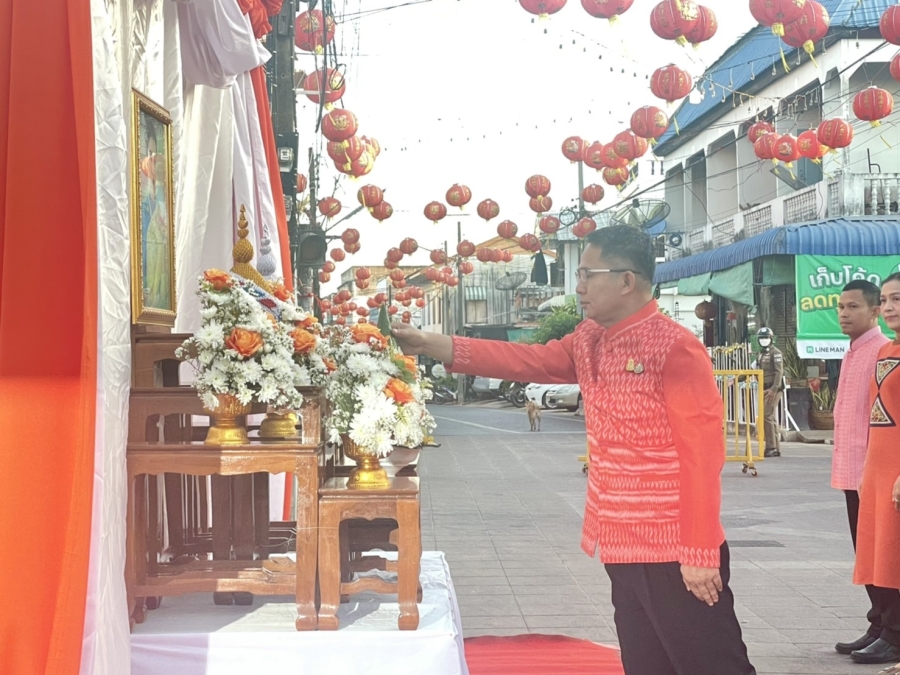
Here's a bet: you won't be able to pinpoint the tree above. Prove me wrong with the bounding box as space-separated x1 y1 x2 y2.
531 302 581 345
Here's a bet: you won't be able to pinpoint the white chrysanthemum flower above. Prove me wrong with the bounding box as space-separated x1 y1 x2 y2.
195 322 225 349
200 306 218 320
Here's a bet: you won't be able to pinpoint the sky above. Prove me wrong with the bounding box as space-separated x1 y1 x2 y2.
293 0 756 293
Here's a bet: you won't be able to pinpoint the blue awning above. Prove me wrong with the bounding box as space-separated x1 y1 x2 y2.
653 219 900 284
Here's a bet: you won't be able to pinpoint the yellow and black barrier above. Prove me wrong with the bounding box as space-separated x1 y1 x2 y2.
714 369 765 476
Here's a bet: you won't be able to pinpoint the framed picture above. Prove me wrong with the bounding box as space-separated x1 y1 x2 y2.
130 89 176 326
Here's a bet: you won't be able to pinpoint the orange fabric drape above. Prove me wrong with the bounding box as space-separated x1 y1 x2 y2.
0 0 98 673
250 65 293 292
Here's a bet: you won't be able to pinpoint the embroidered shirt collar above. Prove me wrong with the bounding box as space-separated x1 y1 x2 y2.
600 300 659 340
849 326 883 351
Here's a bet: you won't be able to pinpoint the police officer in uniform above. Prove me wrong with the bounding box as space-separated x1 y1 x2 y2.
757 327 784 457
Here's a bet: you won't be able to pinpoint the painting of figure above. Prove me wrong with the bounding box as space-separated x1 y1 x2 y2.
131 90 176 326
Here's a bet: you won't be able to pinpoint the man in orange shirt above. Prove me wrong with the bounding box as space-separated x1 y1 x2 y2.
392 226 755 675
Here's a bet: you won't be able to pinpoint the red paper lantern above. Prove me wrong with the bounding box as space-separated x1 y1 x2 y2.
347 153 375 179
348 302 358 312
403 298 413 308
367 298 378 309
685 5 717 46
387 248 404 263
529 196 553 214
519 0 567 18
613 130 649 161
318 271 331 283
425 267 441 282
525 174 552 198
650 64 693 104
322 261 336 274
303 68 345 106
459 261 475 275
501 250 514 263
430 249 447 265
384 259 398 270
562 135 588 162
296 173 308 193
446 184 472 209
518 234 541 252
488 248 503 263
371 201 393 222
891 54 900 83
399 237 419 255
424 201 448 223
749 0 807 36
319 299 332 311
774 134 801 167
477 199 500 222
416 298 426 309
340 228 360 245
630 106 669 141
357 185 384 209
327 137 364 167
603 166 629 186
444 276 458 288
817 118 854 149
476 248 492 263
539 215 561 234
355 307 368 318
389 269 405 282
344 241 361 255
747 121 774 144
441 267 454 277
337 290 352 303
375 292 388 304
318 197 342 219
798 129 827 162
882 5 900 45
650 0 700 45
401 312 412 323
355 267 371 280
754 133 778 161
335 316 346 325
295 9 336 53
601 143 628 169
853 86 894 127
583 141 606 170
575 217 597 238
321 109 358 144
355 279 369 290
410 286 424 299
582 184 605 204
581 0 634 21
361 135 381 158
457 240 476 257
782 1 829 59
497 220 519 239
330 248 346 262
388 305 399 315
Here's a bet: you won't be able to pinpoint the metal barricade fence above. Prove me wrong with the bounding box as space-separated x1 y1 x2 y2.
714 369 765 475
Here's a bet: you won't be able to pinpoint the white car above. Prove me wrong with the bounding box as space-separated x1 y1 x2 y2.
525 382 560 409
547 384 582 412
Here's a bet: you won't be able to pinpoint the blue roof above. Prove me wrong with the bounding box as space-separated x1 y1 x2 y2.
653 218 900 284
655 0 894 154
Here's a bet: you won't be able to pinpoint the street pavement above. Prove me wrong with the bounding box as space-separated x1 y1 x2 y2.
420 402 877 675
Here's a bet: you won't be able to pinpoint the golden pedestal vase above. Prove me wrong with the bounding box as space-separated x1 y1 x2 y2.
341 434 390 489
259 410 299 440
203 393 252 446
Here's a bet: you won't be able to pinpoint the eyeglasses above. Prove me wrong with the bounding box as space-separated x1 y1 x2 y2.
574 268 640 283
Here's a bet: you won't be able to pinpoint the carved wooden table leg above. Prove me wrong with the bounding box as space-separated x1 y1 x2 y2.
232 474 255 606
294 455 319 630
317 499 341 630
211 474 233 605
396 497 421 630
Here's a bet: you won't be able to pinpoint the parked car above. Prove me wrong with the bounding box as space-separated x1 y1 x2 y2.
546 384 582 412
470 376 503 396
525 382 561 409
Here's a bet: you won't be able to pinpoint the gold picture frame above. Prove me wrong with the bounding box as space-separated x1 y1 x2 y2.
130 89 176 326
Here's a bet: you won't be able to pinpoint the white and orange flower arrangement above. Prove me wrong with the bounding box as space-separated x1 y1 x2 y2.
319 323 435 456
175 270 306 412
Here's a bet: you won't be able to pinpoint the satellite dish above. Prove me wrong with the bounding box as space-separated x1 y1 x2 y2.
611 198 671 231
495 271 528 291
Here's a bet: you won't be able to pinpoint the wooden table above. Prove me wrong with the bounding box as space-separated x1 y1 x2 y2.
126 440 323 630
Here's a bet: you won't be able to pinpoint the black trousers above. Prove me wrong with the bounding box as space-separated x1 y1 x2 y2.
605 543 756 675
845 490 900 646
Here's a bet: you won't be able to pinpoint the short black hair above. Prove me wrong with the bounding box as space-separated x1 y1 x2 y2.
884 272 900 287
842 279 881 307
585 225 655 281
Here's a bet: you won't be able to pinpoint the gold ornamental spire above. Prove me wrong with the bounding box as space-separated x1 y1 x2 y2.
231 205 273 293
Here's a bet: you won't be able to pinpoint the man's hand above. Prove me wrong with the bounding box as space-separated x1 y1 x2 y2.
681 565 723 606
892 475 900 513
764 389 775 403
390 322 454 363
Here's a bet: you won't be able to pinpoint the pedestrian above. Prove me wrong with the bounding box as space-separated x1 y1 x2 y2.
830 281 899 665
756 327 784 457
391 226 756 675
852 272 900 673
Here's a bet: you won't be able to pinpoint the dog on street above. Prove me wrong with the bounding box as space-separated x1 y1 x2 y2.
526 400 541 432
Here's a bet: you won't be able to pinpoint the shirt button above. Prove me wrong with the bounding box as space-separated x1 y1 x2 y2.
599 479 609 492
605 344 614 353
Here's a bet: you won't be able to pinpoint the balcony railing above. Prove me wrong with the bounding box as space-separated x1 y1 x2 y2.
671 172 893 256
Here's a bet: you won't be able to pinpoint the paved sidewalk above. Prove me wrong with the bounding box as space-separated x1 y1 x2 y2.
419 428 877 675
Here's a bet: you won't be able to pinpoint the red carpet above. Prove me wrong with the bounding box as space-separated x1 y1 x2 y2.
465 634 625 675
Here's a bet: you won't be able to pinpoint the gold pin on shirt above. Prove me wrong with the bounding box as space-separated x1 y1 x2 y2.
626 359 635 372
626 359 645 374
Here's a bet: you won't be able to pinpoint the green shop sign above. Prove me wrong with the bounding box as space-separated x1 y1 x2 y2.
795 255 899 359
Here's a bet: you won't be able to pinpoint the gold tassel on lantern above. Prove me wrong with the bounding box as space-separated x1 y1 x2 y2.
779 46 791 73
803 40 818 68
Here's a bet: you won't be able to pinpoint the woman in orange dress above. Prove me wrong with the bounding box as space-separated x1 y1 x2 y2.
854 272 900 674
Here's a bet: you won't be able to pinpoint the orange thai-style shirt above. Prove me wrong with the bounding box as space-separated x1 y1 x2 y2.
447 300 725 568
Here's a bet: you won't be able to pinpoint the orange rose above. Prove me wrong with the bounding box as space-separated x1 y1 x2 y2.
291 327 317 355
271 282 291 302
401 356 418 376
204 269 232 291
350 323 389 351
225 328 263 358
384 378 415 405
296 316 319 330
323 357 338 373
